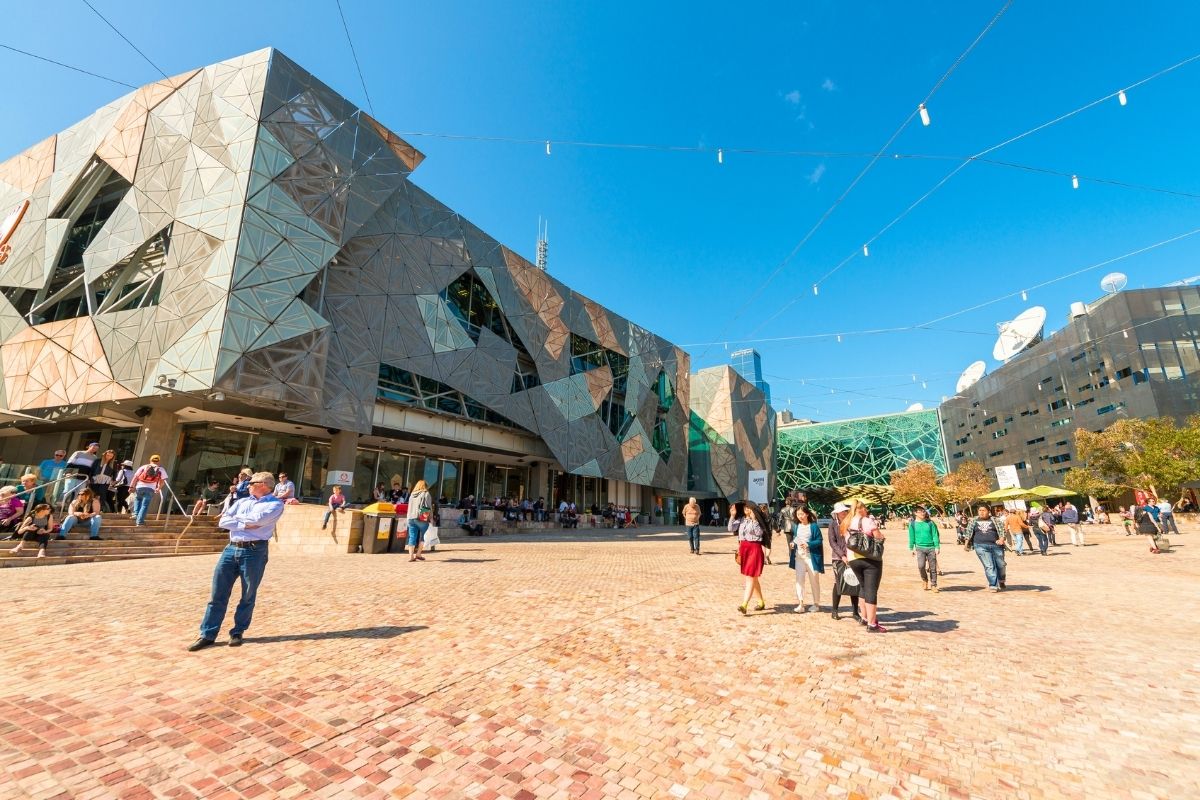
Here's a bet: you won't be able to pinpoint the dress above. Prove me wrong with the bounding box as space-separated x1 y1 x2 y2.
729 516 765 577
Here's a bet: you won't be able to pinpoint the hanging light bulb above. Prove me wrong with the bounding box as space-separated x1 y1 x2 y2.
918 103 931 126
1118 90 1127 106
1021 290 1028 301
545 140 552 155
812 284 819 296
717 148 724 164
862 244 870 257
1071 175 1080 190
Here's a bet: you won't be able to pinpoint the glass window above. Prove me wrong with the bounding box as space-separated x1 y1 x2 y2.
421 457 440 493
378 452 410 494
439 460 460 503
352 449 379 504
249 432 306 482
301 442 331 500
175 425 253 498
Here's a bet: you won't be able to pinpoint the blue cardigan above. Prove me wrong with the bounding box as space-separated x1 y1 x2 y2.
802 522 825 573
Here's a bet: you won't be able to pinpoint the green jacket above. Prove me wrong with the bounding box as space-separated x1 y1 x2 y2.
908 519 940 550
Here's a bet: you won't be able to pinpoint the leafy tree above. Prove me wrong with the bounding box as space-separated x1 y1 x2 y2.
889 460 947 513
1062 466 1117 500
942 460 991 510
1075 415 1200 500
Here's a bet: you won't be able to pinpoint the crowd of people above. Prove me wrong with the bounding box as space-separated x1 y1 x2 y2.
707 488 1192 630
2 445 171 558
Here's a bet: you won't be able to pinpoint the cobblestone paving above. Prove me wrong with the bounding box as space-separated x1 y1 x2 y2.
1 521 1197 799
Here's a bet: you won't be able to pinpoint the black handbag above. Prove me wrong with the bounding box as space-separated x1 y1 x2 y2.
847 530 884 560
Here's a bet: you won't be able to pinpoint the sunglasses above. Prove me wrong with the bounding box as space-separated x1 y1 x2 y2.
249 480 265 485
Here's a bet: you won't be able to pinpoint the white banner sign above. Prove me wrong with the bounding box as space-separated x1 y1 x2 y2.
994 464 1020 489
326 469 353 486
748 470 769 504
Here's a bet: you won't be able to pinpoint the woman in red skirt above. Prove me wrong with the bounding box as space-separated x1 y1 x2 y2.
729 500 768 614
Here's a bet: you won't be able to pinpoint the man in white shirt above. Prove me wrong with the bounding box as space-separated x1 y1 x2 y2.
273 472 296 500
1157 499 1179 535
189 472 285 651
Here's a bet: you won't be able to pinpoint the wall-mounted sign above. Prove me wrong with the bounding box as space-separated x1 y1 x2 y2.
748 470 768 504
0 199 29 265
326 469 353 486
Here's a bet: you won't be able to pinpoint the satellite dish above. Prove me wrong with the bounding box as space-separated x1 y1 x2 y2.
1100 272 1128 294
905 402 924 412
956 360 986 393
993 306 1046 362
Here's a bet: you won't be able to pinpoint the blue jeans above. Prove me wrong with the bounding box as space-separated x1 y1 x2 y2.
199 542 269 639
685 524 700 551
974 543 1007 587
406 519 429 547
1159 512 1179 535
59 514 102 538
1033 531 1049 554
133 487 155 525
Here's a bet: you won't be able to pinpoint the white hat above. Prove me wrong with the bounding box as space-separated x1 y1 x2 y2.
122 460 134 467
832 502 850 514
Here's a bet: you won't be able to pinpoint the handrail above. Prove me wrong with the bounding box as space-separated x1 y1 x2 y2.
157 479 197 554
2 473 72 513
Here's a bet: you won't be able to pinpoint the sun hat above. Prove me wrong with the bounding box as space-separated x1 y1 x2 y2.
122 460 134 467
832 501 850 513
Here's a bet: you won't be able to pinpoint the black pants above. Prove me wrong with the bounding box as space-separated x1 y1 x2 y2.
832 561 860 614
114 486 130 512
95 485 115 513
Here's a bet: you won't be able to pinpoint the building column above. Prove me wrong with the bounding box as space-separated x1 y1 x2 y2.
133 409 183 471
531 461 549 504
328 430 359 492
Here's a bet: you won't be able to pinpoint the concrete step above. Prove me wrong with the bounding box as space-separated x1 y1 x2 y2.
0 551 223 568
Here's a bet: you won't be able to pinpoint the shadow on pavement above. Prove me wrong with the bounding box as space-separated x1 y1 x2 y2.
251 625 427 644
439 558 499 563
1005 584 1052 592
937 585 984 592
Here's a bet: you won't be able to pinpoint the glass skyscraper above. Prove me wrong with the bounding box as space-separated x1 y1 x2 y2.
730 348 771 407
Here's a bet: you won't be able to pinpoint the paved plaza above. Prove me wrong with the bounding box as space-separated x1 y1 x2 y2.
1 523 1197 800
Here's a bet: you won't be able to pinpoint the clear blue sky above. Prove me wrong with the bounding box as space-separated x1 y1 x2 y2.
3 1 1199 419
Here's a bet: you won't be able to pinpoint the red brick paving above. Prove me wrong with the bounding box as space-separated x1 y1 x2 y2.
0 522 1197 799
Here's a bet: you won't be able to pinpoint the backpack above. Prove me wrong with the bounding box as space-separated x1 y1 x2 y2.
144 465 161 481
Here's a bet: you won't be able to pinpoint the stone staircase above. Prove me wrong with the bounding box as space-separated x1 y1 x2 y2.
1 513 229 568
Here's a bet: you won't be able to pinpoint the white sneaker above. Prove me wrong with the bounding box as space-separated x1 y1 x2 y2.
807 605 820 613
794 604 807 613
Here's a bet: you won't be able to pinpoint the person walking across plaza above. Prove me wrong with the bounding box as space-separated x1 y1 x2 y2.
908 506 940 592
843 500 887 632
1027 503 1050 555
1007 507 1032 556
406 479 433 562
188 472 286 651
828 502 863 623
729 501 767 614
792 507 824 612
682 496 702 554
966 506 1007 591
1136 503 1165 553
1062 501 1084 546
1157 497 1180 536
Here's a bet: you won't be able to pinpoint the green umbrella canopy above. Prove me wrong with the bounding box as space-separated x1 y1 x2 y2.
978 487 1031 501
1027 485 1074 499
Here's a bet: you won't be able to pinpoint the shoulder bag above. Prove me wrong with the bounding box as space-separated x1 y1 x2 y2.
846 525 884 560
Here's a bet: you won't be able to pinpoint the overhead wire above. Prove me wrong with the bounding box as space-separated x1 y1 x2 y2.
334 0 376 116
752 49 1200 336
685 223 1200 353
0 43 137 88
80 0 167 79
692 0 1013 367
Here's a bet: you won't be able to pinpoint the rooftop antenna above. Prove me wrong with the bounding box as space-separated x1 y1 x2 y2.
535 216 549 271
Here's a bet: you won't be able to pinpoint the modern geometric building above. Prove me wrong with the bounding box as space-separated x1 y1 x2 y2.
775 408 947 498
0 48 696 510
729 348 771 408
687 366 775 504
940 286 1200 488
